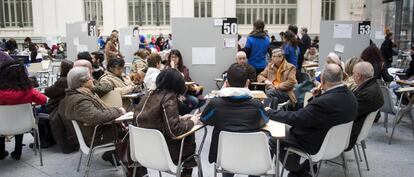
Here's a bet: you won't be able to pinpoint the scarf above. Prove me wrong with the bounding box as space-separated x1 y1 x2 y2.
273 60 286 86
76 87 109 109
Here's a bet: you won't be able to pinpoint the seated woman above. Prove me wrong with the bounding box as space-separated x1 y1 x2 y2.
0 60 47 160
167 49 205 114
131 49 150 73
344 57 361 91
99 58 142 110
143 53 162 90
304 43 319 62
257 49 297 108
63 67 125 164
134 68 200 177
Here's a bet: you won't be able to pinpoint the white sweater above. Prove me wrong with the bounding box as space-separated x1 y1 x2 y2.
143 67 160 90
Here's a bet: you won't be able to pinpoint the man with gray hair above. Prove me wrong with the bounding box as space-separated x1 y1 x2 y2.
73 59 113 97
223 51 257 83
345 61 383 151
265 64 358 177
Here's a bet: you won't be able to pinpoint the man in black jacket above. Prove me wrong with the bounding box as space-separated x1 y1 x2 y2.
345 61 383 151
266 64 358 177
201 64 269 177
300 27 311 54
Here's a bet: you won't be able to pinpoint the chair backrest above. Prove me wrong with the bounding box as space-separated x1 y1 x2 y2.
379 86 396 114
217 131 273 176
311 121 354 161
129 125 176 172
71 120 90 154
101 90 123 108
0 104 36 135
356 110 379 143
41 60 51 70
27 63 44 73
303 92 313 107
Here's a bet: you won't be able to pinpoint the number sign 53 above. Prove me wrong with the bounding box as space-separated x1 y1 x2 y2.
358 21 371 35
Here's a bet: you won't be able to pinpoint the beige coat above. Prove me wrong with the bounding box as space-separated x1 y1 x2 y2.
257 61 297 103
99 71 139 109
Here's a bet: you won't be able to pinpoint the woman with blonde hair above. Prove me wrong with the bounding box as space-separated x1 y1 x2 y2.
344 57 362 90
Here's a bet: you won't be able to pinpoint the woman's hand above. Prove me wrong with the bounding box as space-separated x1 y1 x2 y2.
179 114 193 120
118 107 126 114
190 114 201 125
170 61 176 69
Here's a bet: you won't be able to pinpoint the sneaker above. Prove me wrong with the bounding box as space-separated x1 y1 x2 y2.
0 151 9 160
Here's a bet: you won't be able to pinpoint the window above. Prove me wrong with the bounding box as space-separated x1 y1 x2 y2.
194 0 211 18
236 0 297 25
322 0 335 20
84 0 103 26
0 0 33 28
128 0 170 26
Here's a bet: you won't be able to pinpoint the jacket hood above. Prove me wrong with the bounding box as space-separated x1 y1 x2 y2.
218 87 253 100
249 30 267 38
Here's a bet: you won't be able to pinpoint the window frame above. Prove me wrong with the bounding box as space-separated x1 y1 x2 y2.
84 0 103 26
236 0 297 25
128 0 170 26
0 0 33 28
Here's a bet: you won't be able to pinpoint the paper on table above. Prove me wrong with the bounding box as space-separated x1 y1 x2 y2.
192 47 215 65
81 23 87 32
334 44 345 53
125 35 132 46
214 19 223 26
224 38 236 48
333 24 352 39
73 38 79 46
375 31 385 40
77 45 88 53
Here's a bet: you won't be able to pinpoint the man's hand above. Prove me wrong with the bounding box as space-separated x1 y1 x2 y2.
190 114 201 125
179 114 193 120
118 107 126 114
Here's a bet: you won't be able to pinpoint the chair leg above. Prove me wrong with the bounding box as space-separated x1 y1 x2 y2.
316 161 322 177
159 171 162 177
195 155 203 177
84 149 95 177
409 113 414 139
356 144 363 162
353 147 363 177
361 141 370 171
36 129 43 166
341 153 348 177
309 160 316 177
132 165 137 177
33 131 38 156
213 163 217 177
384 113 388 133
111 153 117 168
281 150 290 177
389 111 403 145
77 151 83 172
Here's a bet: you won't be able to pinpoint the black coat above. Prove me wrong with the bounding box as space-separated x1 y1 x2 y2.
267 85 358 154
44 77 67 113
201 95 268 163
301 34 311 52
345 78 383 150
380 38 393 63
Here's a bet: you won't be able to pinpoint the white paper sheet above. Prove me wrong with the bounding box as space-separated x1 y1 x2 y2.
214 19 223 26
76 45 88 53
192 47 215 65
333 24 352 39
224 38 236 48
81 23 87 32
125 35 132 46
334 44 345 53
73 38 79 46
375 31 385 39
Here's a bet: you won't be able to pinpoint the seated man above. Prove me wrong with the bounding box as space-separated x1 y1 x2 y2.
266 64 358 177
257 48 297 108
345 61 383 151
223 51 256 82
201 64 269 177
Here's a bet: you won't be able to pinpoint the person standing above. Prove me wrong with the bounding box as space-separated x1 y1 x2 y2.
243 20 270 75
24 37 38 62
380 32 394 69
300 27 311 57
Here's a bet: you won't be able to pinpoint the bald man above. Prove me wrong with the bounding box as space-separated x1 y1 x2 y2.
266 64 358 177
345 61 383 151
224 51 256 83
73 59 113 97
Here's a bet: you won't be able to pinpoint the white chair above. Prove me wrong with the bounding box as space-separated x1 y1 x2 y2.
27 63 44 73
0 104 43 166
129 125 204 177
101 90 123 108
379 86 398 133
349 110 379 177
72 120 116 177
281 121 354 177
215 131 276 177
303 92 313 107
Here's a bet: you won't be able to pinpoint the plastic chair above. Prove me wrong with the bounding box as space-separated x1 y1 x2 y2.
101 90 123 108
214 131 276 177
348 110 379 177
72 120 116 177
129 125 204 177
27 63 44 73
0 104 43 166
281 121 354 177
303 92 313 107
379 86 398 133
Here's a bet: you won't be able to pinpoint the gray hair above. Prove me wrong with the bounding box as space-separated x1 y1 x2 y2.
354 61 374 79
272 48 285 56
67 67 91 89
322 64 343 84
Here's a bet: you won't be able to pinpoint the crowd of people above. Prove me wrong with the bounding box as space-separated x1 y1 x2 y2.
0 19 406 177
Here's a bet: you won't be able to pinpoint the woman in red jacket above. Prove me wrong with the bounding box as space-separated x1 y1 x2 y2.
0 60 47 160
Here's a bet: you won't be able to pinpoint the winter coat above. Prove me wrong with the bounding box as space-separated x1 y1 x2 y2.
99 71 140 109
134 90 196 167
44 77 67 113
257 61 298 103
0 88 47 106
